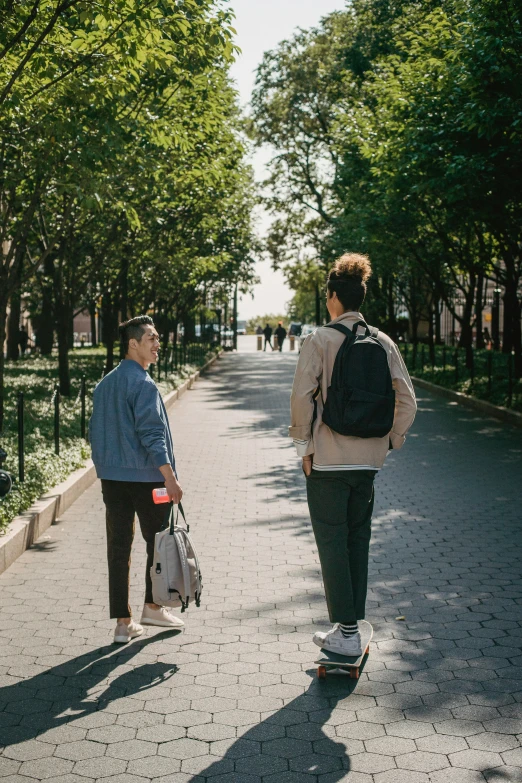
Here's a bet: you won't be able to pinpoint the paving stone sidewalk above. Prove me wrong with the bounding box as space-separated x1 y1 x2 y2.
1 347 522 783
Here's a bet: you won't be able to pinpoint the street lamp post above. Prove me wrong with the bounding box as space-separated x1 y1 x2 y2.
492 287 501 351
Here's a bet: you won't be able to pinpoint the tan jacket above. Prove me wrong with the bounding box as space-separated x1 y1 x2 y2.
289 311 417 470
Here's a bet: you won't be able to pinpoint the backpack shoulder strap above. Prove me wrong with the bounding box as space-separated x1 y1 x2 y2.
369 326 379 339
325 323 353 337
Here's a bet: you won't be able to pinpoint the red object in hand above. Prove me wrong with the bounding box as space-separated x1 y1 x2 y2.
152 487 169 504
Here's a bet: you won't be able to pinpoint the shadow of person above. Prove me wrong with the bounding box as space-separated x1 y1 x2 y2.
191 671 365 781
0 630 181 747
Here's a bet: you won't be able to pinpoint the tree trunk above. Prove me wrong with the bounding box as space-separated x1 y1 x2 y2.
428 303 435 367
183 313 196 345
89 300 97 347
0 289 8 431
102 292 118 373
475 271 485 349
56 303 71 396
6 274 22 360
39 255 55 354
502 287 513 354
387 276 398 341
504 279 522 378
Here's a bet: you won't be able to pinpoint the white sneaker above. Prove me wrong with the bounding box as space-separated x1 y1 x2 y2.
140 605 184 628
113 619 144 644
313 624 362 656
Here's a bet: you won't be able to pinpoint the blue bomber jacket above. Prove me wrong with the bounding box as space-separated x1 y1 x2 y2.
89 359 175 482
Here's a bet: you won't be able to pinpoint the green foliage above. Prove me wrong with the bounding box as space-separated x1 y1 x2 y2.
246 315 287 332
250 0 522 371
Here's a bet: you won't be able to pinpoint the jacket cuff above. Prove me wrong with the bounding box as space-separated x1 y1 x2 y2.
389 431 406 450
293 439 314 457
289 424 311 440
151 448 171 469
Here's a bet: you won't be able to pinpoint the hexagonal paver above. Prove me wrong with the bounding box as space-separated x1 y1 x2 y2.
0 758 22 777
449 748 503 770
180 754 235 777
137 724 186 742
374 771 430 783
434 719 484 737
72 757 127 778
38 726 87 745
86 725 135 743
106 739 158 760
145 698 190 715
335 721 386 740
485 767 522 783
127 756 182 777
187 723 236 741
416 734 468 754
213 710 261 727
467 732 519 753
365 736 416 756
3 740 55 761
500 746 522 766
356 707 405 724
349 753 396 774
19 758 74 779
157 738 209 759
165 710 211 727
235 754 288 776
262 738 312 758
55 740 106 761
396 751 448 773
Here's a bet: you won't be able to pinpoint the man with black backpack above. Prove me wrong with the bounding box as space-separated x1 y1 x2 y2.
290 253 416 656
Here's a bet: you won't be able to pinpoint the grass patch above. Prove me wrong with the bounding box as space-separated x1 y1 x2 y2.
0 345 217 532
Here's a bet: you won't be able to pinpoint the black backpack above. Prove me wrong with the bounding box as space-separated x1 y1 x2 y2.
321 320 395 438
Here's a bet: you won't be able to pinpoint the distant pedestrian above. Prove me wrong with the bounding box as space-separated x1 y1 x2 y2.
18 325 29 356
89 315 185 644
263 324 273 351
255 325 263 335
290 253 417 657
275 322 287 352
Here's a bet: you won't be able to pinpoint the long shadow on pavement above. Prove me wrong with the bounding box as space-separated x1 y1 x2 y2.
0 631 181 747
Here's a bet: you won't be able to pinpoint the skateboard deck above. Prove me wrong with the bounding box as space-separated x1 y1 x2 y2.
315 620 373 679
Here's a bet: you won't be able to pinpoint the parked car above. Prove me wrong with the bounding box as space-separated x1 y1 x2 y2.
299 324 316 351
236 320 247 335
288 322 302 337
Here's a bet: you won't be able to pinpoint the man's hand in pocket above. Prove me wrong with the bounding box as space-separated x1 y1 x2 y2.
302 456 313 477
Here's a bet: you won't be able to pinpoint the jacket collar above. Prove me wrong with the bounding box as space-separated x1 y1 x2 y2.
327 311 365 326
119 359 148 374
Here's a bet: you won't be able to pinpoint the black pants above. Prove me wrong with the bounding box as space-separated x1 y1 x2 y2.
101 479 166 618
306 469 375 624
264 338 272 351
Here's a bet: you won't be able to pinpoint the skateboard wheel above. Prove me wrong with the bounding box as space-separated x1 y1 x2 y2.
365 645 370 656
350 668 359 679
317 666 327 679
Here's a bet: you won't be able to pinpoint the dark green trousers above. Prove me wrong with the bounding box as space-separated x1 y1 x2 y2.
306 469 375 624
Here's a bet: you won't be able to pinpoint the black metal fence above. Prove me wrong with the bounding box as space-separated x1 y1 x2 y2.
11 340 217 486
400 343 520 409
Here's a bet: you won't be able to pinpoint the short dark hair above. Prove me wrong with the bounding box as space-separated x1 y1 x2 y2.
119 315 155 355
326 253 372 311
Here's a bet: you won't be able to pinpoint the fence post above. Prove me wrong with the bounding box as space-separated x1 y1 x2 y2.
508 353 513 407
442 345 446 372
54 384 60 456
469 348 474 390
17 392 24 483
421 344 425 371
487 351 492 397
454 349 459 383
80 375 86 439
157 358 161 382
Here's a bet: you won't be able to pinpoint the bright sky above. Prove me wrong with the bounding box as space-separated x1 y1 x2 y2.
229 0 347 322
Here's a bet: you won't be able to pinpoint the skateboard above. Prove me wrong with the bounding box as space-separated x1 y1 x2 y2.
315 620 373 680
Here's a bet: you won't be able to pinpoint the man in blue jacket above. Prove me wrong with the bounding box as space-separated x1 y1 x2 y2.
89 316 184 643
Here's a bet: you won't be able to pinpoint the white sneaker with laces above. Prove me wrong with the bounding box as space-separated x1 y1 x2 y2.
113 619 144 644
140 605 184 628
313 624 362 656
